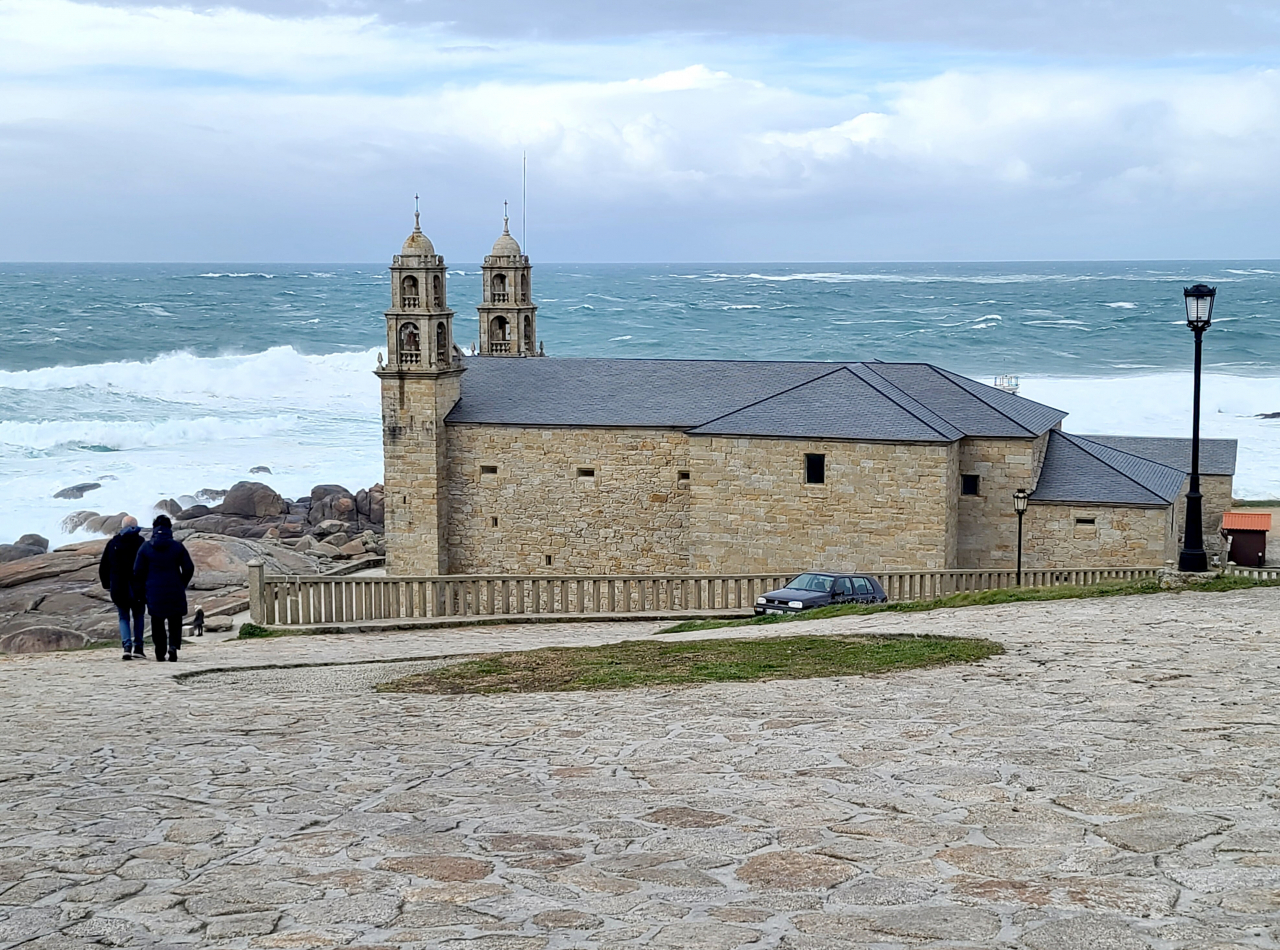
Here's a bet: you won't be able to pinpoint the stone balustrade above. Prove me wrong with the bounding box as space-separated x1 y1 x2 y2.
247 564 1163 628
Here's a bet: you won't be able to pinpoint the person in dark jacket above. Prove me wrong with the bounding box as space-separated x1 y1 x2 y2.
133 515 195 662
99 515 147 660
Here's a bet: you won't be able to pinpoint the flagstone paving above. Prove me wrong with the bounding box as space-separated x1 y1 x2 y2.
3 589 1280 949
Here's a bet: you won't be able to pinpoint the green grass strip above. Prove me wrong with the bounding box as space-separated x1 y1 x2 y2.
659 574 1280 635
378 633 1002 694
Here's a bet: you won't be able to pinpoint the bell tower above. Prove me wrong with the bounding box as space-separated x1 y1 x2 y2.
477 204 541 356
376 198 463 575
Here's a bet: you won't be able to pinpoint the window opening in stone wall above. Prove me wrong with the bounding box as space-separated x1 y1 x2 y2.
524 316 534 352
545 554 553 566
491 273 509 303
398 322 421 365
520 273 530 303
804 453 825 485
432 274 442 308
576 467 595 478
490 516 499 528
435 322 448 365
489 315 510 354
677 470 690 482
1075 518 1096 525
961 474 980 496
400 274 419 308
480 465 498 475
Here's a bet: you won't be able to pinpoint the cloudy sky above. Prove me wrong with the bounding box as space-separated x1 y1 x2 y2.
4 0 1280 261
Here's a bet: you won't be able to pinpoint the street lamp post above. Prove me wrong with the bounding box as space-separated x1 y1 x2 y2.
1178 283 1216 573
1013 488 1030 585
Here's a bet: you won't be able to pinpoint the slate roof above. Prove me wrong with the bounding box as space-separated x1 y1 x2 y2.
447 358 1067 441
1078 435 1237 476
1032 431 1192 506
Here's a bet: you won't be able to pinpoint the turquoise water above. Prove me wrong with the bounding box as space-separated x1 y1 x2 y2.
3 260 1280 544
4 261 1279 375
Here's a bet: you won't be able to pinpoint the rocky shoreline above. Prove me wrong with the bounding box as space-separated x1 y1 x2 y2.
0 480 385 655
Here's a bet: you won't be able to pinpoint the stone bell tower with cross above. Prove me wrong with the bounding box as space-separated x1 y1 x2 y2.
477 202 541 356
375 197 463 574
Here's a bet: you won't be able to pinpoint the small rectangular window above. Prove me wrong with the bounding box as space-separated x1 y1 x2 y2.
1075 517 1096 526
804 453 825 485
576 467 595 478
544 554 553 566
490 516 499 528
480 465 498 476
962 474 980 496
677 470 690 482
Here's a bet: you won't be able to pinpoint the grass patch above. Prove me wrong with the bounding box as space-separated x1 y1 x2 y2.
237 622 276 639
660 574 1280 635
1232 499 1280 508
378 634 1002 694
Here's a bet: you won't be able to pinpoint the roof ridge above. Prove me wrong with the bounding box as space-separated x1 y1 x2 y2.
852 364 960 440
689 364 853 430
926 364 1038 437
1058 432 1181 503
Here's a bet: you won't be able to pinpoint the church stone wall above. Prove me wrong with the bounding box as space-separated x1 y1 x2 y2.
1022 504 1171 568
957 434 1049 569
445 426 692 574
688 437 957 574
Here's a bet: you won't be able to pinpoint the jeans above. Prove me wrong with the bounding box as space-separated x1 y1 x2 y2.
152 614 183 658
116 604 146 652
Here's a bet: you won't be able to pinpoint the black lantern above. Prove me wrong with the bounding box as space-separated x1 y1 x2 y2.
1178 283 1216 572
1184 283 1216 330
1013 488 1029 585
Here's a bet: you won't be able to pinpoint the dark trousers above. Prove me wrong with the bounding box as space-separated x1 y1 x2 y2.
152 614 183 658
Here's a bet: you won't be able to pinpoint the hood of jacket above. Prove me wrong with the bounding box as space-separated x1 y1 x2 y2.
120 525 141 536
149 524 175 548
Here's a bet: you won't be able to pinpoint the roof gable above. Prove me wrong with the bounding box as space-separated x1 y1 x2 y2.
688 367 958 442
446 357 1068 442
1033 431 1187 506
1078 435 1237 476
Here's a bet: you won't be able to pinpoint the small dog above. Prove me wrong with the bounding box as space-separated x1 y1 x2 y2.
192 607 205 637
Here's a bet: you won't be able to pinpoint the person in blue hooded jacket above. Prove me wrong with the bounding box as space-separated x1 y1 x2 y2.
99 515 147 660
133 514 195 662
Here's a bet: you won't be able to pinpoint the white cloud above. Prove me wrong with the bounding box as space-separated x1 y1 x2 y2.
4 0 1280 260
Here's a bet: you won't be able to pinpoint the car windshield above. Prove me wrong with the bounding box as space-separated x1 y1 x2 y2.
789 573 833 592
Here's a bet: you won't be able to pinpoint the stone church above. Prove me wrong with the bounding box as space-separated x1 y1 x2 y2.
376 213 1237 577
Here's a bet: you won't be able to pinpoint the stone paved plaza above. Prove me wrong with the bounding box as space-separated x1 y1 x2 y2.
3 590 1280 949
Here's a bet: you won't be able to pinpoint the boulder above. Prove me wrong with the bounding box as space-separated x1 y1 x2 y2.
218 481 286 518
16 535 49 553
0 625 88 654
195 488 228 503
85 513 127 536
176 504 212 521
177 494 199 509
308 485 358 525
154 499 184 518
294 535 317 552
338 539 366 558
325 532 350 549
310 483 350 502
54 482 101 500
183 534 325 589
249 465 272 474
61 511 100 534
312 519 347 538
0 544 46 564
312 542 341 558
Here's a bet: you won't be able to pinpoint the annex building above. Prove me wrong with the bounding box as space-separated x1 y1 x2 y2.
376 213 1237 576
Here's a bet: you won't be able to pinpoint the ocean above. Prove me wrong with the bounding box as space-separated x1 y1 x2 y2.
4 261 1280 546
